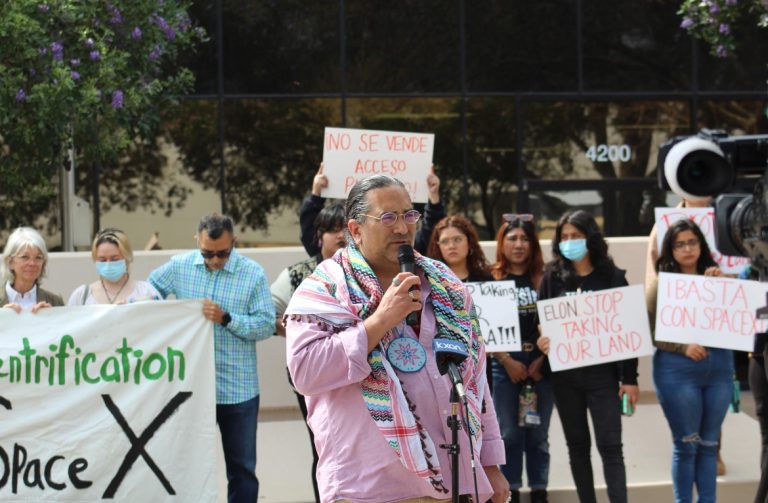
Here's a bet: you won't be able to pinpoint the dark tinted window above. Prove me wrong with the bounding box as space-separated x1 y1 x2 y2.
345 0 460 92
222 0 340 93
466 0 578 92
698 19 768 91
582 0 692 91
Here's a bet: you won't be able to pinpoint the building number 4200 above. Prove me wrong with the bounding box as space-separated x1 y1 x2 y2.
585 144 632 163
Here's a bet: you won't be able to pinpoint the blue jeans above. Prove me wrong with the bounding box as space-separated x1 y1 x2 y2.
491 353 553 490
653 349 733 503
551 363 627 503
217 395 260 503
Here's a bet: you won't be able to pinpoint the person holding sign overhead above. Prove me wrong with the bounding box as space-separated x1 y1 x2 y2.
536 210 638 503
488 214 552 503
646 218 730 503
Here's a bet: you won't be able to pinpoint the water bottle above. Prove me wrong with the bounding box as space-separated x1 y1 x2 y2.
621 393 634 416
729 374 741 413
518 381 540 428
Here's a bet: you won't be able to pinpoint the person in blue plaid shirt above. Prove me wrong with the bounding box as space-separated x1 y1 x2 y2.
148 213 275 503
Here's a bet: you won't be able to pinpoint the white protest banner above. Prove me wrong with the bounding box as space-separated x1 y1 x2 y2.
322 127 434 202
654 207 750 275
536 285 653 372
0 300 218 502
654 272 768 351
466 281 522 352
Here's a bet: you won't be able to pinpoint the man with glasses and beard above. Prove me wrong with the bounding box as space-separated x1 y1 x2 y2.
148 213 274 503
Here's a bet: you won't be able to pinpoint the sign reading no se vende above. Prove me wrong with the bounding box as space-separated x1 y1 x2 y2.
321 127 434 203
467 281 522 352
654 207 750 275
536 285 653 372
654 272 768 351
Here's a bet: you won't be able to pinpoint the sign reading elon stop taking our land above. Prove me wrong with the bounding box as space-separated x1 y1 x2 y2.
536 285 653 372
0 300 218 502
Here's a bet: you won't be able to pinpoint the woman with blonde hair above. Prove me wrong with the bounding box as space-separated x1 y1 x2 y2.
68 228 160 305
1 226 63 312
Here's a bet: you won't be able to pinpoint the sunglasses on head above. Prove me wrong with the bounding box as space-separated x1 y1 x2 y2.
200 248 232 260
502 213 534 224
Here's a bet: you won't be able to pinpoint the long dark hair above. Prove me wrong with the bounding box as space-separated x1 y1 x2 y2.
656 219 716 274
491 218 544 287
547 210 615 287
426 215 490 278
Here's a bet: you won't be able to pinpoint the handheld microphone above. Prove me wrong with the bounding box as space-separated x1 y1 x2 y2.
397 244 420 326
433 338 468 403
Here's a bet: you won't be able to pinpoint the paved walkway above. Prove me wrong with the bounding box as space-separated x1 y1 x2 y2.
215 392 762 502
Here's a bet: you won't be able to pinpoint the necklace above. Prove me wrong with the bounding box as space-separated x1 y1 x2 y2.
101 276 129 304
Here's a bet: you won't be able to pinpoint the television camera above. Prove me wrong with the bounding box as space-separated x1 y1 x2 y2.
656 129 768 315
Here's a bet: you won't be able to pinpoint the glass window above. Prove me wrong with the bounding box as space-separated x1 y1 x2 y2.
521 100 691 180
582 0 692 91
181 2 218 95
698 19 768 91
222 0 341 94
465 0 578 92
345 0 460 92
697 99 768 135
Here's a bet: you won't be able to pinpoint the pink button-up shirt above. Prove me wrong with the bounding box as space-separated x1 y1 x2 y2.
287 275 504 503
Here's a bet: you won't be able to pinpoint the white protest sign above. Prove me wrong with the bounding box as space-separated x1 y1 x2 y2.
322 127 434 202
654 207 750 275
466 281 521 352
536 285 653 372
654 272 768 351
0 300 218 502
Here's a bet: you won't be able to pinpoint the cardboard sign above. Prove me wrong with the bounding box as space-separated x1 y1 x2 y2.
654 272 768 351
537 285 653 372
466 281 522 352
0 301 218 502
321 127 434 202
654 207 750 275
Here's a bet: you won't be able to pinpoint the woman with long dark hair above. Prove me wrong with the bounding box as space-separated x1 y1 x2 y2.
426 215 491 282
536 210 638 503
490 214 551 503
647 219 730 503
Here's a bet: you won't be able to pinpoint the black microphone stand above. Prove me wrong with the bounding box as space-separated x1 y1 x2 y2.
441 386 461 503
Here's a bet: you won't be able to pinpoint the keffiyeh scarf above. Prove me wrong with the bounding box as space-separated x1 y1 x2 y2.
286 244 484 492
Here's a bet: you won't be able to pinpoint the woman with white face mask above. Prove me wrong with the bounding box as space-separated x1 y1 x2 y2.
536 210 638 503
68 228 160 305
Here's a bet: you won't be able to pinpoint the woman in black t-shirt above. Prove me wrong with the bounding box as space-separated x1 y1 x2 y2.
489 214 551 503
537 210 638 503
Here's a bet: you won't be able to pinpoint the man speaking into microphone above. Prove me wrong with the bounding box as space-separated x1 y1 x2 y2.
286 175 507 503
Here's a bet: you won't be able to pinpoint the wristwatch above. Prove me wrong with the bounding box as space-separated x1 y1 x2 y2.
222 312 232 327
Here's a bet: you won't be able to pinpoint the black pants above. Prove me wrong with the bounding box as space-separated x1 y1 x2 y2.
751 347 768 503
551 364 627 503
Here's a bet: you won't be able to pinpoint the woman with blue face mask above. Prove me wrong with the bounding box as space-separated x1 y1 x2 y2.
536 210 638 503
67 228 161 305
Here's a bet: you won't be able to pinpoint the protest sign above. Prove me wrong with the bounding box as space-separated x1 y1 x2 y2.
654 272 768 351
537 285 652 372
654 207 750 275
0 300 217 502
467 281 522 352
321 127 434 202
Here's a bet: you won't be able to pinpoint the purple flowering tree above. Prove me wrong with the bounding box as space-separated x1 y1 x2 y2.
0 1 205 237
678 0 768 57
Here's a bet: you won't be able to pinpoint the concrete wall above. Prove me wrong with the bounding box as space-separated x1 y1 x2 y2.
39 236 651 409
